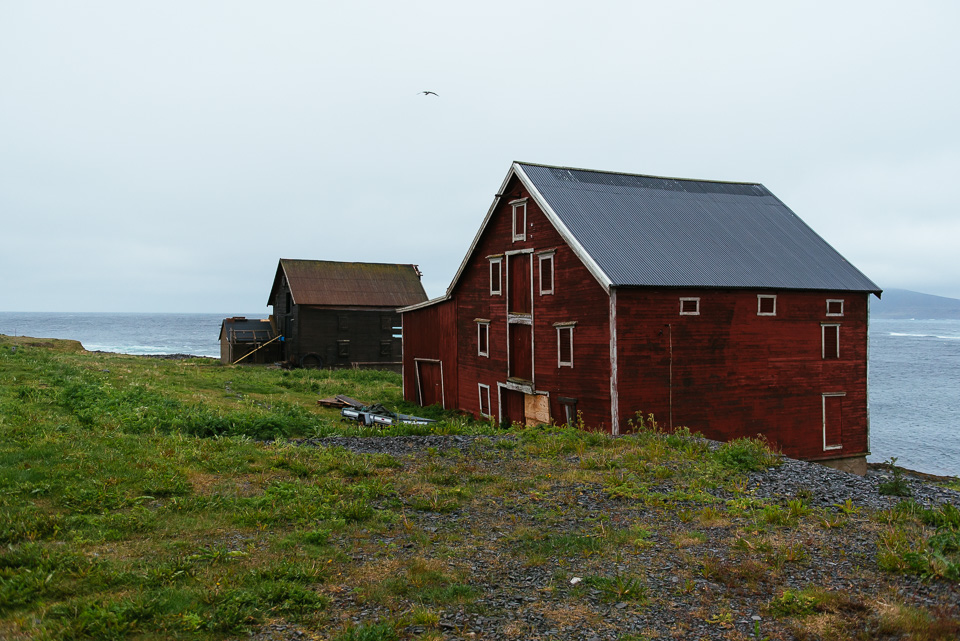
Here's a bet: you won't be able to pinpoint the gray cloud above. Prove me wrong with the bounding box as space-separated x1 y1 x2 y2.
3 1 958 312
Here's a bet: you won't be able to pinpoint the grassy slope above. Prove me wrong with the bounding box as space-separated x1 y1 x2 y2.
0 337 957 640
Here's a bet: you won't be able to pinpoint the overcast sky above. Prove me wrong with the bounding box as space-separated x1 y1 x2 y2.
2 1 958 313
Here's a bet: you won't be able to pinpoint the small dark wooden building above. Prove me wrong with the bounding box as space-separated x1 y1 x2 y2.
219 317 279 365
269 259 427 371
401 162 881 473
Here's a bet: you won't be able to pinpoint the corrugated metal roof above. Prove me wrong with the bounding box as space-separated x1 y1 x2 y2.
517 163 881 293
269 259 428 308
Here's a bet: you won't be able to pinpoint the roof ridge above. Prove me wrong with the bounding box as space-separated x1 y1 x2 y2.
513 160 764 188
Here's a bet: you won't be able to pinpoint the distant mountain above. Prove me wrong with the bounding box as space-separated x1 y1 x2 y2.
871 289 960 320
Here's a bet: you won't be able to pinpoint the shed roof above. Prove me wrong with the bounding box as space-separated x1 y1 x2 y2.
269 259 428 308
219 317 273 343
515 162 880 293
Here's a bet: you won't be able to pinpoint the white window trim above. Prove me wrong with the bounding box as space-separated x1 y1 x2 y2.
679 297 700 315
488 256 502 296
478 383 491 418
826 299 844 317
511 199 527 242
538 250 555 295
822 392 846 451
476 319 490 357
757 294 777 316
821 323 840 359
554 321 576 368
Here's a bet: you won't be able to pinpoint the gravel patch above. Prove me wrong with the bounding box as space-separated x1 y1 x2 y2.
244 434 960 641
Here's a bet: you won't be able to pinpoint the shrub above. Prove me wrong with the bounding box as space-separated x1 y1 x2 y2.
713 436 781 472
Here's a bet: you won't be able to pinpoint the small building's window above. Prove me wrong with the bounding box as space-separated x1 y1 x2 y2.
476 320 490 357
758 295 777 316
680 297 700 315
478 383 491 417
826 299 844 316
338 314 349 331
380 340 392 357
511 199 527 242
285 292 292 314
489 256 503 296
380 315 393 331
337 340 350 358
538 251 555 295
555 322 576 367
558 396 578 427
822 324 840 359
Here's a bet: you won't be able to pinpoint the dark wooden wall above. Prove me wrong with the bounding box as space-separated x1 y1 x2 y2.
293 307 403 370
271 276 404 370
614 288 870 461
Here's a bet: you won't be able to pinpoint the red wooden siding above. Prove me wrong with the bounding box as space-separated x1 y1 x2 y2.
446 175 612 428
613 289 870 461
402 300 458 408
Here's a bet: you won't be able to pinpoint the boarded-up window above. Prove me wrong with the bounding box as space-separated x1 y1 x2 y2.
826 299 844 316
381 315 393 331
680 297 700 315
489 257 502 296
338 314 349 331
478 384 491 417
822 324 840 359
758 295 776 316
823 393 844 450
512 200 527 242
380 340 392 357
337 340 350 358
477 321 490 357
555 323 575 368
539 251 555 295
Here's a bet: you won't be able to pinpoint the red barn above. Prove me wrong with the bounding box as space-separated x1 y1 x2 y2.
401 162 881 473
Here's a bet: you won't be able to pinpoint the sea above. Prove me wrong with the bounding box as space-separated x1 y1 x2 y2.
1 312 958 477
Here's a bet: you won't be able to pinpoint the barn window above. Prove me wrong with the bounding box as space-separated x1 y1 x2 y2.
478 383 491 417
338 314 349 331
380 340 392 357
758 295 777 316
555 322 576 367
826 299 844 316
337 340 350 358
476 319 490 357
489 256 502 296
822 393 845 450
511 199 527 242
822 323 840 359
285 292 292 314
558 396 578 426
680 297 700 315
538 251 555 295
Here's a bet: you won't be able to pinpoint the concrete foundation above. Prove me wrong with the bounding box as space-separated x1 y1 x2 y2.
817 455 868 476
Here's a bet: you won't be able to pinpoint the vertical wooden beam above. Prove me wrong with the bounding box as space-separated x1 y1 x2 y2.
609 288 619 435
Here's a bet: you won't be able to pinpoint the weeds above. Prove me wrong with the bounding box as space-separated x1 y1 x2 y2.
878 457 913 498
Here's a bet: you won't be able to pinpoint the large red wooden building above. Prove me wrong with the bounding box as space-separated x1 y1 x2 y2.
401 162 881 472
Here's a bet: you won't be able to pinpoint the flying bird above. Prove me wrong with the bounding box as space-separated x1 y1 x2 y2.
418 91 439 96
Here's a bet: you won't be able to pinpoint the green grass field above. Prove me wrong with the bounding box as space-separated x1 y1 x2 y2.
1 335 957 640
